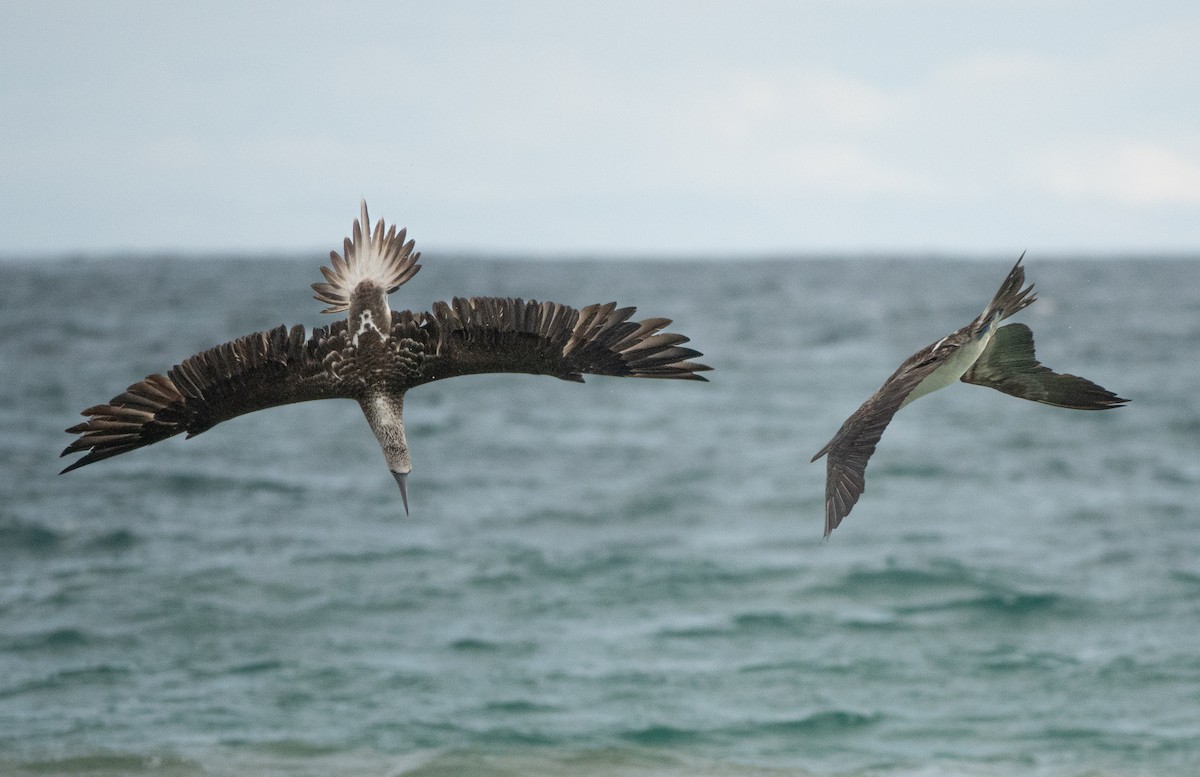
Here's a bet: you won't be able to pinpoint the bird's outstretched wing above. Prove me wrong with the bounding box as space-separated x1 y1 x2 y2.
61 323 353 473
810 342 953 537
960 323 1128 409
404 297 711 386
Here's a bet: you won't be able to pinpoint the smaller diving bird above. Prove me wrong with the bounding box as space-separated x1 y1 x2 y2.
61 202 711 511
812 256 1127 538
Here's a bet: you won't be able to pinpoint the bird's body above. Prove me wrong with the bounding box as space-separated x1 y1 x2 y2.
61 202 711 510
813 256 1127 538
898 328 994 409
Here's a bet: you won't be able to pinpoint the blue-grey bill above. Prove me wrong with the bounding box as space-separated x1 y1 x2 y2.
392 471 409 516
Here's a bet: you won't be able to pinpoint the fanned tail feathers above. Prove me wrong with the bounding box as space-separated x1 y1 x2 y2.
312 200 421 313
980 252 1036 325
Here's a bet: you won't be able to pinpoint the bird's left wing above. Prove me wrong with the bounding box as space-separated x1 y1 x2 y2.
810 343 952 537
960 323 1128 409
61 323 355 472
403 297 711 386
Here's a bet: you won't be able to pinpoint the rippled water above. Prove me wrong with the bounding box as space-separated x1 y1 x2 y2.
2 255 1198 776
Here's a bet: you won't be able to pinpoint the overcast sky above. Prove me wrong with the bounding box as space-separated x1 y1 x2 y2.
2 1 1198 257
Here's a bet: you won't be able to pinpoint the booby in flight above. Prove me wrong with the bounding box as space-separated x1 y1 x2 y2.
812 256 1127 537
61 202 711 512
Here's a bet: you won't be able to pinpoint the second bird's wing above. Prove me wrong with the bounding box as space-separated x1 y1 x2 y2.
960 323 1128 409
811 340 956 537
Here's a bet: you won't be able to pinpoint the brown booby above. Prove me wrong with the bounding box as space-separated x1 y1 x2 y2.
61 202 711 512
812 256 1127 537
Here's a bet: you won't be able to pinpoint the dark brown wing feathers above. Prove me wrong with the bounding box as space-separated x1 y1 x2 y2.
811 345 948 537
61 324 349 473
63 296 709 472
960 323 1128 409
409 297 710 386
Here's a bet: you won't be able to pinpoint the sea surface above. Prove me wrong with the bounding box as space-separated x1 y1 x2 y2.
1 254 1198 777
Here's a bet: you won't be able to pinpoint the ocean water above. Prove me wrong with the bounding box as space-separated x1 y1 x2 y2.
1 255 1198 777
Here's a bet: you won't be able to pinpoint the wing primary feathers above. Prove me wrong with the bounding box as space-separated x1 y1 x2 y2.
409 296 711 386
960 323 1129 409
60 324 351 473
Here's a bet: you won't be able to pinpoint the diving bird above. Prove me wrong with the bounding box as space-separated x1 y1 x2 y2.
61 202 711 512
812 256 1127 538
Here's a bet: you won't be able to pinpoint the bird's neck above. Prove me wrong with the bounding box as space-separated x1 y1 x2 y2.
363 393 410 474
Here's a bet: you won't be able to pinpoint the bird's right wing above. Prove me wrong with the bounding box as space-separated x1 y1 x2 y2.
61 323 355 472
960 323 1128 409
404 297 711 387
810 343 951 537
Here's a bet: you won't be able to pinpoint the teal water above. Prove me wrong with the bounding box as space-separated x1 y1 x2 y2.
1 256 1198 776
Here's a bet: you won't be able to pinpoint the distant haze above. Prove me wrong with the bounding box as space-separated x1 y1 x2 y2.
3 1 1198 256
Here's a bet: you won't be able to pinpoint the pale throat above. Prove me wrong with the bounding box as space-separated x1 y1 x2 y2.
365 394 410 472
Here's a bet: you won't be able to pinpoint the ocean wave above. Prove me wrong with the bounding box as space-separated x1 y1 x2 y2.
390 746 826 777
820 559 980 593
621 710 881 748
893 590 1075 619
85 528 139 551
3 627 93 652
448 637 538 656
658 611 820 640
0 519 141 557
621 724 703 745
750 710 882 734
976 649 1081 673
0 753 201 776
0 519 62 553
0 742 1171 777
0 663 131 699
293 545 442 566
481 699 561 714
812 560 1088 624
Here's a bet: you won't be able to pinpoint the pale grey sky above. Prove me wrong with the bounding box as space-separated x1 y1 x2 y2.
2 1 1198 256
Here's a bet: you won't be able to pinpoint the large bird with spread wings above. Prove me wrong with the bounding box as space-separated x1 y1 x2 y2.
61 202 711 511
813 256 1127 538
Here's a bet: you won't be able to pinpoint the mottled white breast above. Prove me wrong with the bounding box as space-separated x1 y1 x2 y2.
900 329 993 409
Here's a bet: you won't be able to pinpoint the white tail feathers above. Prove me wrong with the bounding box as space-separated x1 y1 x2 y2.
312 200 422 314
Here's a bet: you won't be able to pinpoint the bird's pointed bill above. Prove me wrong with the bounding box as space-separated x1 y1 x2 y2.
392 471 410 516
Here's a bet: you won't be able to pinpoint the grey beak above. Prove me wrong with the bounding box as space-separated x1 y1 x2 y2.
391 471 410 516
